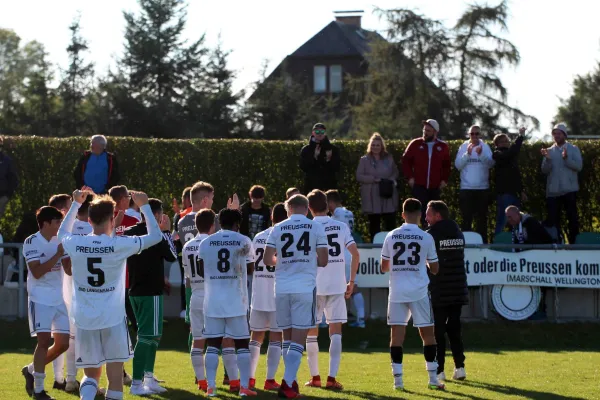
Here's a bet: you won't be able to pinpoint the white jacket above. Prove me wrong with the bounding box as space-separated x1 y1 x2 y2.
454 140 495 190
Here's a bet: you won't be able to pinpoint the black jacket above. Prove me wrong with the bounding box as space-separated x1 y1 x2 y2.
240 201 271 239
74 150 120 193
427 219 469 307
299 137 340 193
0 152 18 197
124 222 177 296
511 213 553 250
492 135 524 196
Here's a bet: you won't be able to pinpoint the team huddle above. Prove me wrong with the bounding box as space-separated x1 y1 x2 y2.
20 179 450 399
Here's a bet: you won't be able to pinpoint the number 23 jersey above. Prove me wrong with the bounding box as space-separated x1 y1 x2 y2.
266 214 327 295
381 223 438 303
251 227 275 312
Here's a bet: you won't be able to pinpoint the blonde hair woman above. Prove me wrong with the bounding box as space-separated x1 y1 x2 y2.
356 133 399 241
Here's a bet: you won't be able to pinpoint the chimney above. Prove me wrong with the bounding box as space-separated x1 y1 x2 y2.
334 10 363 28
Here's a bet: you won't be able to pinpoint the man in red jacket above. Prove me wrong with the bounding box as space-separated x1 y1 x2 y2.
402 119 451 227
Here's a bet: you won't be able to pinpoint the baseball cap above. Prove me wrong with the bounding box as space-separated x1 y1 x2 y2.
313 123 326 131
422 119 440 133
552 123 568 136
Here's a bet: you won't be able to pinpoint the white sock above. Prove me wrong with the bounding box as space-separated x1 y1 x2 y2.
27 363 34 374
79 376 98 400
392 363 403 387
282 340 291 374
53 353 65 383
33 372 45 394
205 347 219 388
191 348 205 381
353 293 365 321
306 336 319 377
266 341 282 380
222 347 239 381
329 334 342 378
236 348 251 389
66 336 77 382
426 361 439 383
105 389 123 400
283 342 304 384
249 340 261 379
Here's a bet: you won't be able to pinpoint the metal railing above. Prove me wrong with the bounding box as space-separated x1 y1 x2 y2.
0 243 25 318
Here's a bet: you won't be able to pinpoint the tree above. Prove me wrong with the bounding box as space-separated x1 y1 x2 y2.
555 63 600 136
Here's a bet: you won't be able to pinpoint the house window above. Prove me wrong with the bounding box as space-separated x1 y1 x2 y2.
313 66 327 93
329 65 343 93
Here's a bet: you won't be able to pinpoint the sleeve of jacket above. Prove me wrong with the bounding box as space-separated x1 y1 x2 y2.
481 143 495 167
541 156 552 174
299 144 317 173
454 143 469 171
401 141 415 179
6 156 18 196
356 157 375 184
389 155 400 181
493 136 524 163
328 145 341 173
565 145 583 172
73 154 85 190
108 154 120 188
159 231 178 262
440 143 451 182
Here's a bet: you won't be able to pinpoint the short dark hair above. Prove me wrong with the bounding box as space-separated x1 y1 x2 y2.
402 198 422 215
88 195 116 225
195 209 216 233
182 187 192 204
191 181 214 203
36 206 63 229
272 203 287 224
307 189 328 213
325 189 342 204
148 198 163 215
48 194 71 210
427 200 449 220
108 185 129 202
78 194 95 216
286 187 300 199
218 208 242 230
250 185 266 199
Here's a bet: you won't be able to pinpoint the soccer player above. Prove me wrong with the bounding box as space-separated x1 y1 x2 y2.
48 194 72 215
263 194 328 399
304 190 359 390
173 186 192 319
182 209 216 393
248 203 287 392
381 198 445 391
199 208 255 397
285 187 300 200
57 190 162 400
124 198 177 395
326 189 366 328
21 206 71 400
125 197 142 222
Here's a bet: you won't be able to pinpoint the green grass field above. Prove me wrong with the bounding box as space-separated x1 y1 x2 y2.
1 319 599 399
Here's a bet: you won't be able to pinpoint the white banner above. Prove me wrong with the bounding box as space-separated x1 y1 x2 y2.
356 246 600 289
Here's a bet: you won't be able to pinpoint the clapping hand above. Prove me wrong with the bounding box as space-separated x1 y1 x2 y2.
467 143 474 155
562 147 568 159
132 191 149 206
159 214 171 231
72 189 91 204
475 145 482 155
541 148 551 159
227 193 240 210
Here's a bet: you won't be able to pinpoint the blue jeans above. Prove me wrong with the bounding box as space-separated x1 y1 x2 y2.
495 193 520 235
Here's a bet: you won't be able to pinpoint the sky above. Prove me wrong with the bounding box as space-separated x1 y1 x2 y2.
1 0 599 137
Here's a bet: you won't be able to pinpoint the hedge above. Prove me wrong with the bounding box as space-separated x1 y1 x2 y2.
2 136 599 241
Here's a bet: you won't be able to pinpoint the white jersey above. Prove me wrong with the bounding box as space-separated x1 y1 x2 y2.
199 230 253 318
251 227 276 311
58 202 161 329
182 233 210 310
313 216 355 295
332 207 355 232
381 223 438 303
63 219 94 310
266 214 327 295
23 233 66 306
73 219 93 236
125 208 142 222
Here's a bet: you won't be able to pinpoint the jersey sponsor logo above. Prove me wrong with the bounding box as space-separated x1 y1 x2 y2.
255 238 266 244
439 238 465 249
180 225 196 232
76 358 82 362
186 245 199 252
75 246 115 254
325 225 341 232
280 224 312 231
209 240 241 246
391 233 424 241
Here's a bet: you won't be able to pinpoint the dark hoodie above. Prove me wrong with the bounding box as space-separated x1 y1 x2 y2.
240 201 271 239
427 219 469 307
511 213 553 251
492 135 524 197
299 136 340 194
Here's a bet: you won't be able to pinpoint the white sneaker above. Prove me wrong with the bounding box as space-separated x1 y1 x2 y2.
393 375 404 391
437 371 446 381
130 384 154 396
452 367 466 380
144 376 167 393
179 310 186 319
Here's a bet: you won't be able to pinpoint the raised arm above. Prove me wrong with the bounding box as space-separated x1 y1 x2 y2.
134 192 162 251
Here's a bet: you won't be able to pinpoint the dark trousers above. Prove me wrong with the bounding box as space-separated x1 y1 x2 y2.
368 213 396 241
459 189 489 243
178 255 186 310
125 289 138 332
546 192 579 244
433 304 465 373
411 185 441 227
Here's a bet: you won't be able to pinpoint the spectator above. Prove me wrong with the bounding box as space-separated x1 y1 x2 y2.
74 135 120 194
455 125 494 243
541 123 582 244
425 200 468 382
0 136 19 217
172 186 192 318
356 133 400 240
286 187 300 200
402 119 451 227
240 185 271 239
506 206 553 248
299 123 340 193
492 127 527 236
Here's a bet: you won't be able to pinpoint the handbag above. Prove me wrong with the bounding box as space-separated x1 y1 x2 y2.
379 178 394 199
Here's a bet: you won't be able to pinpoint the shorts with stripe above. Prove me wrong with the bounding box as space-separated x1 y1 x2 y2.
75 318 133 368
28 300 70 337
130 295 163 337
316 294 347 324
276 291 317 330
203 315 250 339
387 295 434 327
249 309 282 332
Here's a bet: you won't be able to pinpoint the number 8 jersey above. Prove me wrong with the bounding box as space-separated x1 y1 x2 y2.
381 223 438 303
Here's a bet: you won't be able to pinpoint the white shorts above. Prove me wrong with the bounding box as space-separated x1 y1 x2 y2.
249 309 282 332
203 315 250 339
28 301 70 337
387 295 434 327
190 308 205 340
276 291 317 330
316 294 347 324
75 318 133 368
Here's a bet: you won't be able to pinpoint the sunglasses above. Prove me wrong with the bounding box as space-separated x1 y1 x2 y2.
470 132 481 136
314 130 326 135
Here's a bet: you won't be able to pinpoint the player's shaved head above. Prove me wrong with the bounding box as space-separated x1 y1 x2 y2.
272 203 287 224
191 181 214 204
48 194 72 211
88 195 116 226
307 189 328 214
218 208 242 231
195 208 216 233
285 194 309 215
